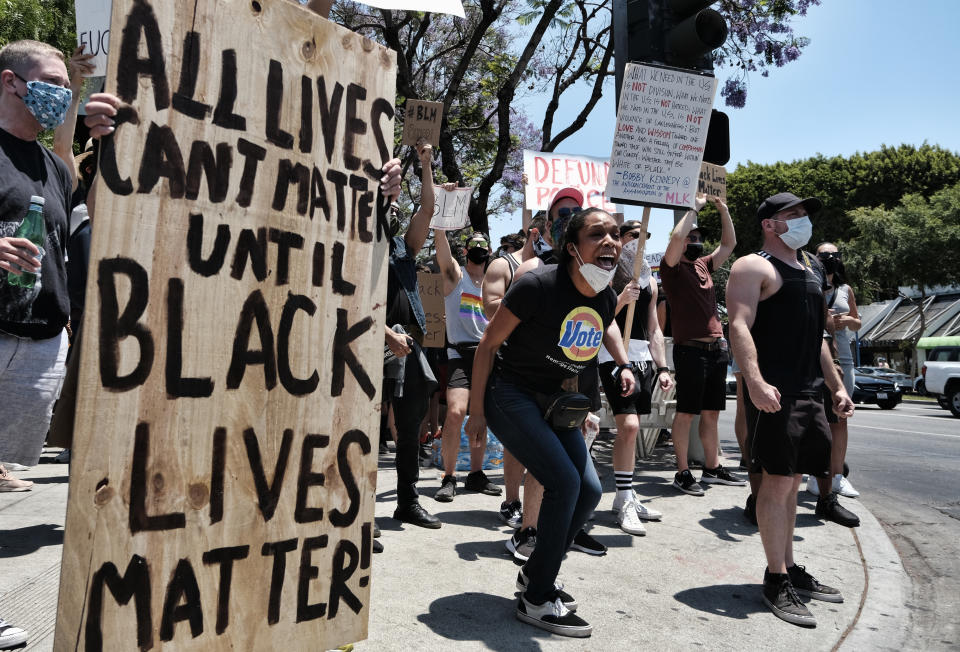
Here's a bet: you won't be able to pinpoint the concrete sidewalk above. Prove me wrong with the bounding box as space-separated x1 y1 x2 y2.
1 440 909 651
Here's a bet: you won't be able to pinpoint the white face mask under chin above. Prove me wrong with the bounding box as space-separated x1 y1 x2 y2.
776 216 813 250
572 244 616 293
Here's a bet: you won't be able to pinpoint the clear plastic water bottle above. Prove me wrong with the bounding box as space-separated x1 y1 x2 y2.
8 195 46 289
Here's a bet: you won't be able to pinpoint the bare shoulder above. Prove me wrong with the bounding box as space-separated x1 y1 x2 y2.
484 256 508 278
515 256 543 280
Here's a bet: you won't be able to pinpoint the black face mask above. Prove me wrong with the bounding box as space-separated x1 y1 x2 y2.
467 248 489 264
683 243 704 261
819 256 840 274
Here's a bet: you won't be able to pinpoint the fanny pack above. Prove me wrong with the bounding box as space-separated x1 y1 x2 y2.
537 391 592 430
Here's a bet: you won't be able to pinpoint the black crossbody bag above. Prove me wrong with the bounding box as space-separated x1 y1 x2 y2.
536 391 592 430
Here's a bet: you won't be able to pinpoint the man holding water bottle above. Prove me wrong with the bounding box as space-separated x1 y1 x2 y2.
0 40 74 489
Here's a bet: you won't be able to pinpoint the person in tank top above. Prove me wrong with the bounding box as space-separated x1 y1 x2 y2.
727 192 855 628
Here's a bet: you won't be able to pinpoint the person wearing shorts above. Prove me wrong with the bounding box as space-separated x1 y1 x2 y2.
660 193 744 495
433 227 501 502
728 191 855 627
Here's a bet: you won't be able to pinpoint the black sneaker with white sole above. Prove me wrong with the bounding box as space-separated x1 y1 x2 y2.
788 564 843 603
569 529 606 555
499 499 522 529
673 469 704 496
762 570 816 627
516 593 592 638
700 465 747 486
506 527 537 562
516 568 577 611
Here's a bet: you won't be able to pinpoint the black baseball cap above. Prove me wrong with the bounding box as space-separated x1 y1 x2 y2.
757 192 822 221
619 220 651 238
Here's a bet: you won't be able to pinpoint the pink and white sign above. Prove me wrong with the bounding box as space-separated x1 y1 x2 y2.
522 150 617 212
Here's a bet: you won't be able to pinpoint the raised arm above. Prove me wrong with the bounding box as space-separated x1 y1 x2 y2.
404 143 434 254
54 46 96 191
707 195 737 268
433 223 461 297
663 193 708 267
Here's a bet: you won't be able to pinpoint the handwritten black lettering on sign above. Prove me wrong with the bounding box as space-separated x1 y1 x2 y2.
55 1 396 650
400 99 443 147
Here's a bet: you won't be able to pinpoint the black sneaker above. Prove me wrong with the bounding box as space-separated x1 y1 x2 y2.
570 529 606 556
744 493 757 526
815 492 860 528
516 593 592 638
515 568 577 611
373 522 381 538
700 464 747 486
499 499 522 528
788 564 843 603
465 470 502 496
673 469 704 496
372 539 384 553
435 474 457 502
506 527 537 562
762 570 816 627
393 502 442 529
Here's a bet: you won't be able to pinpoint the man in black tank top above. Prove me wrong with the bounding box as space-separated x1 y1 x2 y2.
727 192 855 628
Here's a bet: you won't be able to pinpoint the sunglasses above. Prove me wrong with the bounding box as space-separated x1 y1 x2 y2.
555 206 583 220
469 239 489 250
818 251 841 260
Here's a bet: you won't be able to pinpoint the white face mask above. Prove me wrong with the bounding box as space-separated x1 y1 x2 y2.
775 216 813 250
572 244 616 293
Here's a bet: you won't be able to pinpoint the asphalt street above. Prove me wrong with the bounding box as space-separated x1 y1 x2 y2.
718 398 960 650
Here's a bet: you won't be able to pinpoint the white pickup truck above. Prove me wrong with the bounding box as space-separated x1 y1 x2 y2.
921 343 960 417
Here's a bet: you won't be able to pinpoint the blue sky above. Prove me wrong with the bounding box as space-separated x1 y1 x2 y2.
489 0 960 252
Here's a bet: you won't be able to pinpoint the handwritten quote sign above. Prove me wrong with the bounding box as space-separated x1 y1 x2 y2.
605 63 718 210
54 0 396 650
354 0 465 17
429 185 472 230
74 0 112 76
416 272 445 348
522 150 616 212
401 99 443 146
698 162 726 202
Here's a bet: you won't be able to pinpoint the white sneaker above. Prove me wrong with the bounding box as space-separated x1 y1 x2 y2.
631 490 662 521
0 618 28 648
805 475 820 496
833 474 859 498
616 499 646 536
0 462 30 472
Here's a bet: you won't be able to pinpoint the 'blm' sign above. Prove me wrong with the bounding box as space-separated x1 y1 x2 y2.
54 0 396 649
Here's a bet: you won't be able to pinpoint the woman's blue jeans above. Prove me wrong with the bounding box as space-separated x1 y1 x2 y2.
485 375 602 603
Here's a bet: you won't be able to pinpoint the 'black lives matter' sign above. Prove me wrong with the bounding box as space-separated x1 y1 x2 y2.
54 1 396 650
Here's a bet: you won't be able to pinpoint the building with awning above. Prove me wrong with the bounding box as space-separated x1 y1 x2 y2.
855 287 960 374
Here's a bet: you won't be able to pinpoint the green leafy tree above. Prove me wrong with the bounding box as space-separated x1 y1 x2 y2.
0 0 76 57
844 182 960 373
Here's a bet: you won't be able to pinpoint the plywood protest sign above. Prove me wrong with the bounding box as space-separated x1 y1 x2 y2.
75 0 112 76
430 185 472 230
417 272 446 348
698 162 726 202
522 150 616 212
54 1 395 650
605 62 718 210
401 99 443 146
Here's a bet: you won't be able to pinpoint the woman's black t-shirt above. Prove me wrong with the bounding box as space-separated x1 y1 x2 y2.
497 263 616 394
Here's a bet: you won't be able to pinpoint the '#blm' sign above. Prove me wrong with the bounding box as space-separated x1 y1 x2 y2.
54 0 396 650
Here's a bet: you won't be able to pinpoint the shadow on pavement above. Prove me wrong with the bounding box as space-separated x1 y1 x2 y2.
698 506 758 542
418 591 554 651
0 523 63 558
673 583 765 620
17 475 68 484
454 539 517 563
436 508 509 531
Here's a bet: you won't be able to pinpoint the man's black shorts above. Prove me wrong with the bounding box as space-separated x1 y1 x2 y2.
446 351 474 390
673 344 727 414
744 390 832 477
599 360 653 416
821 385 838 424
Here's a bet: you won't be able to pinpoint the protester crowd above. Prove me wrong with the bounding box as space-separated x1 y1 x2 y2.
1 25 865 647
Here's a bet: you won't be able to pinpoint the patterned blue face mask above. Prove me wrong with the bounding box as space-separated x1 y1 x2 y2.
15 73 72 130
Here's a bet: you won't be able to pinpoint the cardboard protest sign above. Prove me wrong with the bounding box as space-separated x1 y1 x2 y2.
401 99 443 146
354 0 465 17
605 62 718 210
430 185 472 230
417 272 446 348
54 1 395 650
698 162 726 202
74 0 112 76
522 150 616 212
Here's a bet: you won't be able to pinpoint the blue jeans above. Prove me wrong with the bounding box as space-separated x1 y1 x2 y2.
485 375 601 603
